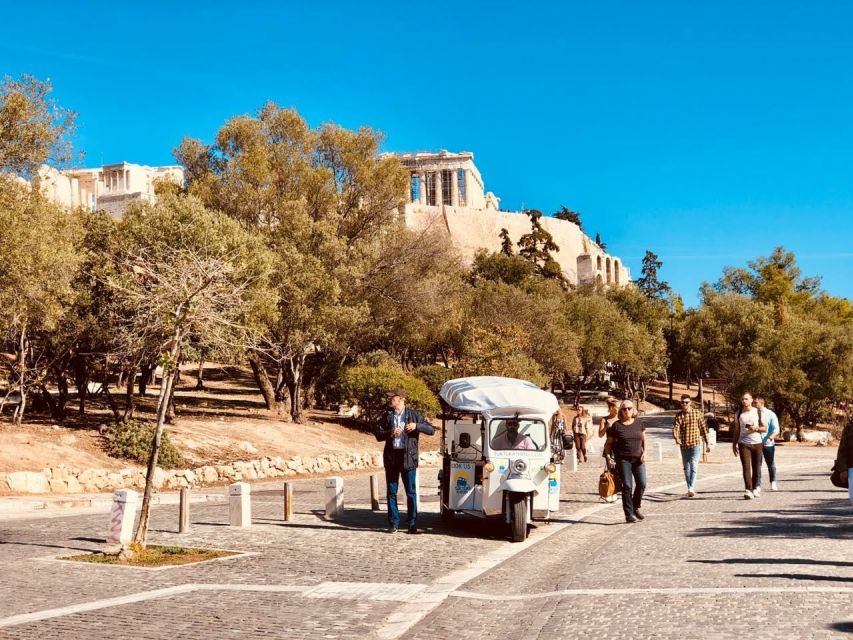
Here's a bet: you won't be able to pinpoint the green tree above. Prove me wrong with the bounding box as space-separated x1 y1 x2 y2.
714 247 822 325
499 227 514 256
0 75 78 177
470 249 534 286
634 250 672 301
176 104 453 421
594 232 606 251
105 191 272 546
553 205 582 230
517 209 566 286
0 176 81 423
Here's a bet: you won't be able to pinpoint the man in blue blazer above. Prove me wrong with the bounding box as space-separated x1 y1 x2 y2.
375 387 435 534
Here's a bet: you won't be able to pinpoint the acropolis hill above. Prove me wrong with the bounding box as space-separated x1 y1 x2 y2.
398 151 630 287
34 151 630 287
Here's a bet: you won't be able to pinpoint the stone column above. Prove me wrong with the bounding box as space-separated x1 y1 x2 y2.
435 171 443 208
418 172 426 205
451 169 459 207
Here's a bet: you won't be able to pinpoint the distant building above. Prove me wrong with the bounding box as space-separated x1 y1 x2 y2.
37 162 184 218
396 150 630 287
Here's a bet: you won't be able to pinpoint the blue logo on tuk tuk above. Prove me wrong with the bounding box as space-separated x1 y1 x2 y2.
454 471 472 494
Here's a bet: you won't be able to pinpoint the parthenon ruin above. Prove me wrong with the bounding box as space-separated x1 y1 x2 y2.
397 150 631 287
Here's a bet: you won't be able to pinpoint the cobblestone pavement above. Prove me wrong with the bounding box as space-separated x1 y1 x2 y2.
0 412 850 639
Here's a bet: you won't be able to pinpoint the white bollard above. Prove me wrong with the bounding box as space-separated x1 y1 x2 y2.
325 476 344 519
106 489 138 545
658 442 664 462
571 452 578 472
228 482 251 527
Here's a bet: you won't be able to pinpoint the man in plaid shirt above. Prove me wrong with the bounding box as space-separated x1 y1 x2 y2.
673 394 711 497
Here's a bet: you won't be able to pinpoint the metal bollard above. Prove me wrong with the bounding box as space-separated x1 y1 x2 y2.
658 442 664 462
283 482 294 521
179 487 189 533
571 453 578 472
106 489 138 545
324 476 344 520
369 474 380 511
228 482 251 527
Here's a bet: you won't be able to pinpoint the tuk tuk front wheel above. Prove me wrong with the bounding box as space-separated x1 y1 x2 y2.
509 492 528 542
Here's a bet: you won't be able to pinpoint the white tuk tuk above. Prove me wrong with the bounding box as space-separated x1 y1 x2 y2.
437 376 563 542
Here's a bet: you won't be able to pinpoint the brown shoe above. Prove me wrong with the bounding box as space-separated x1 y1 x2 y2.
634 510 645 520
626 515 638 523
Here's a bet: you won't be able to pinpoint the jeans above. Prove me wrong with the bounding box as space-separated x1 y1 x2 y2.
738 443 763 491
758 445 776 487
386 459 418 528
680 444 702 488
848 465 853 508
617 458 646 518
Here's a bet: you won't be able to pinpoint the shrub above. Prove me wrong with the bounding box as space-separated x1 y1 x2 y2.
413 364 455 396
104 420 184 469
338 364 440 425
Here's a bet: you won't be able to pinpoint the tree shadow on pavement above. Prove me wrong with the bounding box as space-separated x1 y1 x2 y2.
689 558 853 568
829 622 853 633
734 572 853 584
686 498 853 540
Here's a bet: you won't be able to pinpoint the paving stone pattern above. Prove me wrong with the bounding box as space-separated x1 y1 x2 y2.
1 412 850 639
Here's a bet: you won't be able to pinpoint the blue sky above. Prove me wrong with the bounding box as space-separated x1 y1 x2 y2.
3 1 852 305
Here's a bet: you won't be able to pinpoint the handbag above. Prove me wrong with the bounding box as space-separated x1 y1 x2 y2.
830 461 849 489
598 461 622 500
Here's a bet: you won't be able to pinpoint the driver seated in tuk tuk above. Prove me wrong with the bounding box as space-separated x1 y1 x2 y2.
491 418 537 450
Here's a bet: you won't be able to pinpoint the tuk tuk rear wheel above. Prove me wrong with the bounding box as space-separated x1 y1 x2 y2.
509 492 527 542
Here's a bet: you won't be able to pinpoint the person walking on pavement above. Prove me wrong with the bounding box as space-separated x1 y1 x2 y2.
598 397 619 437
673 394 711 497
598 397 621 502
375 387 435 534
732 392 766 500
754 397 780 491
835 418 853 508
572 405 592 462
603 400 648 523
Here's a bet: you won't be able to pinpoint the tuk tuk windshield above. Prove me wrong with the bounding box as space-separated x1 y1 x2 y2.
489 418 547 452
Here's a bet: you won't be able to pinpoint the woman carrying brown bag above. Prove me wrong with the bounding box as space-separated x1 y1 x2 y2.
603 400 648 523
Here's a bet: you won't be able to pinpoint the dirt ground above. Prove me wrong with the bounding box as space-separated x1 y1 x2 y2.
0 363 439 474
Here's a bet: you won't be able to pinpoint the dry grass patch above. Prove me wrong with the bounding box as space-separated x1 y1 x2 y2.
64 544 236 568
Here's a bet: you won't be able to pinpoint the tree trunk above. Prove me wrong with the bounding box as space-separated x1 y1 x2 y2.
195 360 205 390
698 377 705 412
13 325 28 425
139 361 153 396
133 353 179 547
123 366 137 422
285 353 306 423
39 384 61 421
165 381 177 424
248 351 285 414
102 381 122 425
573 374 587 408
74 355 89 415
56 373 68 421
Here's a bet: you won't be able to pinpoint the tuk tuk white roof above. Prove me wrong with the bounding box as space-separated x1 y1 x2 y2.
439 376 559 416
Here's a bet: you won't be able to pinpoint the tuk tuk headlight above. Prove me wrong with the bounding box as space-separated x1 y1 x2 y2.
512 459 528 474
484 461 495 473
545 463 557 474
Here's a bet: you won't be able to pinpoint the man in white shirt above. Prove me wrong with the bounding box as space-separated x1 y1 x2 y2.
731 392 766 499
754 397 780 491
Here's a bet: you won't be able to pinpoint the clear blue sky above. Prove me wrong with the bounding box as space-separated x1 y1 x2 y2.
3 1 852 306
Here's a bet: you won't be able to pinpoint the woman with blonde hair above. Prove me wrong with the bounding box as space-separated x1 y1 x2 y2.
572 405 592 462
603 399 647 523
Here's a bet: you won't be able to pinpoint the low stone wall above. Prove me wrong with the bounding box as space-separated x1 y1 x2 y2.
0 451 444 495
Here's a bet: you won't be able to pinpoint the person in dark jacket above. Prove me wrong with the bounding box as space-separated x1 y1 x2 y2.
836 418 853 508
375 387 435 533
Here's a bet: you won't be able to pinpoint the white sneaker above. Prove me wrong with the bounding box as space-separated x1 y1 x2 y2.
687 486 695 498
744 490 753 500
753 486 761 497
771 481 778 491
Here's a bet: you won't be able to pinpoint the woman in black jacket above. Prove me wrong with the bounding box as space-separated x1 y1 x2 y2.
836 419 853 507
